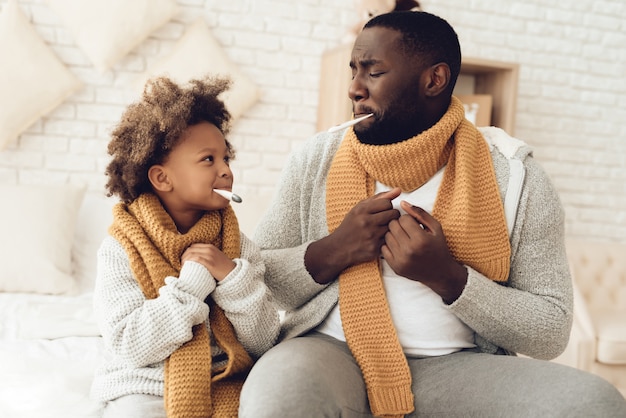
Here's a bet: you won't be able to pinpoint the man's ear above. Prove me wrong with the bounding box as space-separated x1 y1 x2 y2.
148 165 172 192
424 62 451 97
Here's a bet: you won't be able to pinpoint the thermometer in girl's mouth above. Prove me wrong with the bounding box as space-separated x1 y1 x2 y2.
213 189 243 203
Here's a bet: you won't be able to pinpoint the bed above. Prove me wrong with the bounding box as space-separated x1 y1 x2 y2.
0 183 266 417
0 184 113 417
0 292 105 417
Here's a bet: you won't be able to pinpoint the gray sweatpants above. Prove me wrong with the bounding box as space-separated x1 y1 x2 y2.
239 332 626 418
101 394 166 418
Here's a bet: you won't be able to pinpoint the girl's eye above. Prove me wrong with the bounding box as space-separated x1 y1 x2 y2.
224 156 231 165
204 155 214 163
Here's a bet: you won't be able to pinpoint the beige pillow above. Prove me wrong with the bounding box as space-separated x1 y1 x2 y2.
0 184 86 295
136 19 260 121
46 0 179 73
0 0 82 151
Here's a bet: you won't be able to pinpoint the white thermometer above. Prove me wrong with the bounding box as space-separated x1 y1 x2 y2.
213 189 243 203
327 113 374 133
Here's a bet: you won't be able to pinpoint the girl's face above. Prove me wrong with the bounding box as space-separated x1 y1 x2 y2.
157 121 234 219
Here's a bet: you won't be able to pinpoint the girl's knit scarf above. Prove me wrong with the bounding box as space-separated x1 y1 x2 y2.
326 96 511 417
109 193 253 418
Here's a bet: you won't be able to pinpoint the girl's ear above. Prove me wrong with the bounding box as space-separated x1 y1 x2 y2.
148 165 172 192
424 62 451 97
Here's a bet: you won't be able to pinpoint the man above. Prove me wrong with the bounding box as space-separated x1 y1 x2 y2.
239 10 626 417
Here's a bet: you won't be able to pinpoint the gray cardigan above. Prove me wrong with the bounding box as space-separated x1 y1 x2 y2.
254 126 573 360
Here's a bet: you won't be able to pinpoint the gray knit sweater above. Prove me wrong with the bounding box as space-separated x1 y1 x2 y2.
254 126 573 360
90 232 279 402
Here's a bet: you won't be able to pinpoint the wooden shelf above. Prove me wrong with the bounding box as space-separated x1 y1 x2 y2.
456 57 519 134
317 43 519 135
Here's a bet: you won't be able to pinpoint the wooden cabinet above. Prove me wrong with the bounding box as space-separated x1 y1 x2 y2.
317 43 519 135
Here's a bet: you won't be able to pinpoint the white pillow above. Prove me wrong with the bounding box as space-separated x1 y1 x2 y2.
0 184 86 295
136 19 260 121
0 0 82 151
71 192 116 293
46 0 179 73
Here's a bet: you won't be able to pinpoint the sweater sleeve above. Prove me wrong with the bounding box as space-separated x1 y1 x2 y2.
93 236 215 368
211 233 280 359
448 155 573 360
254 134 339 311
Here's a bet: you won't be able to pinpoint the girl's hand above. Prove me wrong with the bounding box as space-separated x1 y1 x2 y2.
181 243 236 281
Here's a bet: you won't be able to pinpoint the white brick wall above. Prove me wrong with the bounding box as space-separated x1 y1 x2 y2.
1 0 624 243
424 1 626 243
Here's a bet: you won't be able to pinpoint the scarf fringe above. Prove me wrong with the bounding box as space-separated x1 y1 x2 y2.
368 383 415 417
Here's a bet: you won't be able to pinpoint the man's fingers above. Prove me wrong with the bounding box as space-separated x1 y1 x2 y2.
399 201 435 232
370 207 400 226
380 243 393 262
374 187 402 201
387 218 410 242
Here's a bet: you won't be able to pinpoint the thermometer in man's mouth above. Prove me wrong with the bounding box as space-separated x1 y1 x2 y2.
327 113 374 133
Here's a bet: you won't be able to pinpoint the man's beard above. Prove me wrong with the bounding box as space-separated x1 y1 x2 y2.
354 114 420 146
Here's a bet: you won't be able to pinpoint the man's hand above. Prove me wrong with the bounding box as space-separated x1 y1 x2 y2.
333 187 402 266
181 243 236 282
305 188 401 284
381 201 468 304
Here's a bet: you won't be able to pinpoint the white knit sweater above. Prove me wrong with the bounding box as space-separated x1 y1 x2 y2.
254 126 573 360
90 232 279 402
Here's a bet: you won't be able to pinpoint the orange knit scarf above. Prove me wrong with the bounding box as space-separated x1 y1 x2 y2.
109 193 253 418
326 96 511 417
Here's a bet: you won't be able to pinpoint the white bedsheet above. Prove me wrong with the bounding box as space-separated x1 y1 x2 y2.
0 292 105 418
0 292 100 340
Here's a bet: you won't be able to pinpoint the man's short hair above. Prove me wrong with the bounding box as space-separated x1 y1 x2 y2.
364 11 462 90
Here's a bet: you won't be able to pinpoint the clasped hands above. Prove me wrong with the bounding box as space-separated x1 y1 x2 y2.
333 187 467 304
181 243 236 282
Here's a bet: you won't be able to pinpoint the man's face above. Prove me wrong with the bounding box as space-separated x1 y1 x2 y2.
349 26 430 145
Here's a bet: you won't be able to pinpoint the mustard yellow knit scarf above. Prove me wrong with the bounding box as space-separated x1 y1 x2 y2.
326 96 511 417
109 193 253 418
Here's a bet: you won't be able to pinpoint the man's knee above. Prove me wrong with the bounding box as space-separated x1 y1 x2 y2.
561 373 626 417
239 339 332 417
239 335 369 418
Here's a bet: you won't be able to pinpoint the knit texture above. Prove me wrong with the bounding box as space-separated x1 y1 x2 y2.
325 96 511 417
109 193 253 417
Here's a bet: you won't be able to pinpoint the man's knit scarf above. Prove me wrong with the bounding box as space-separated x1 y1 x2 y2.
326 96 511 417
109 193 253 418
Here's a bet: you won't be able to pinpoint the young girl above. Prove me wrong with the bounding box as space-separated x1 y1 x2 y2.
91 76 279 418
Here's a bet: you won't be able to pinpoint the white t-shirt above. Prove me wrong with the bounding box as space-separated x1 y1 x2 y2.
316 168 476 356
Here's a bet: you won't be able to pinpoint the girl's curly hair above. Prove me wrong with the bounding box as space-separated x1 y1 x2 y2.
105 75 234 203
